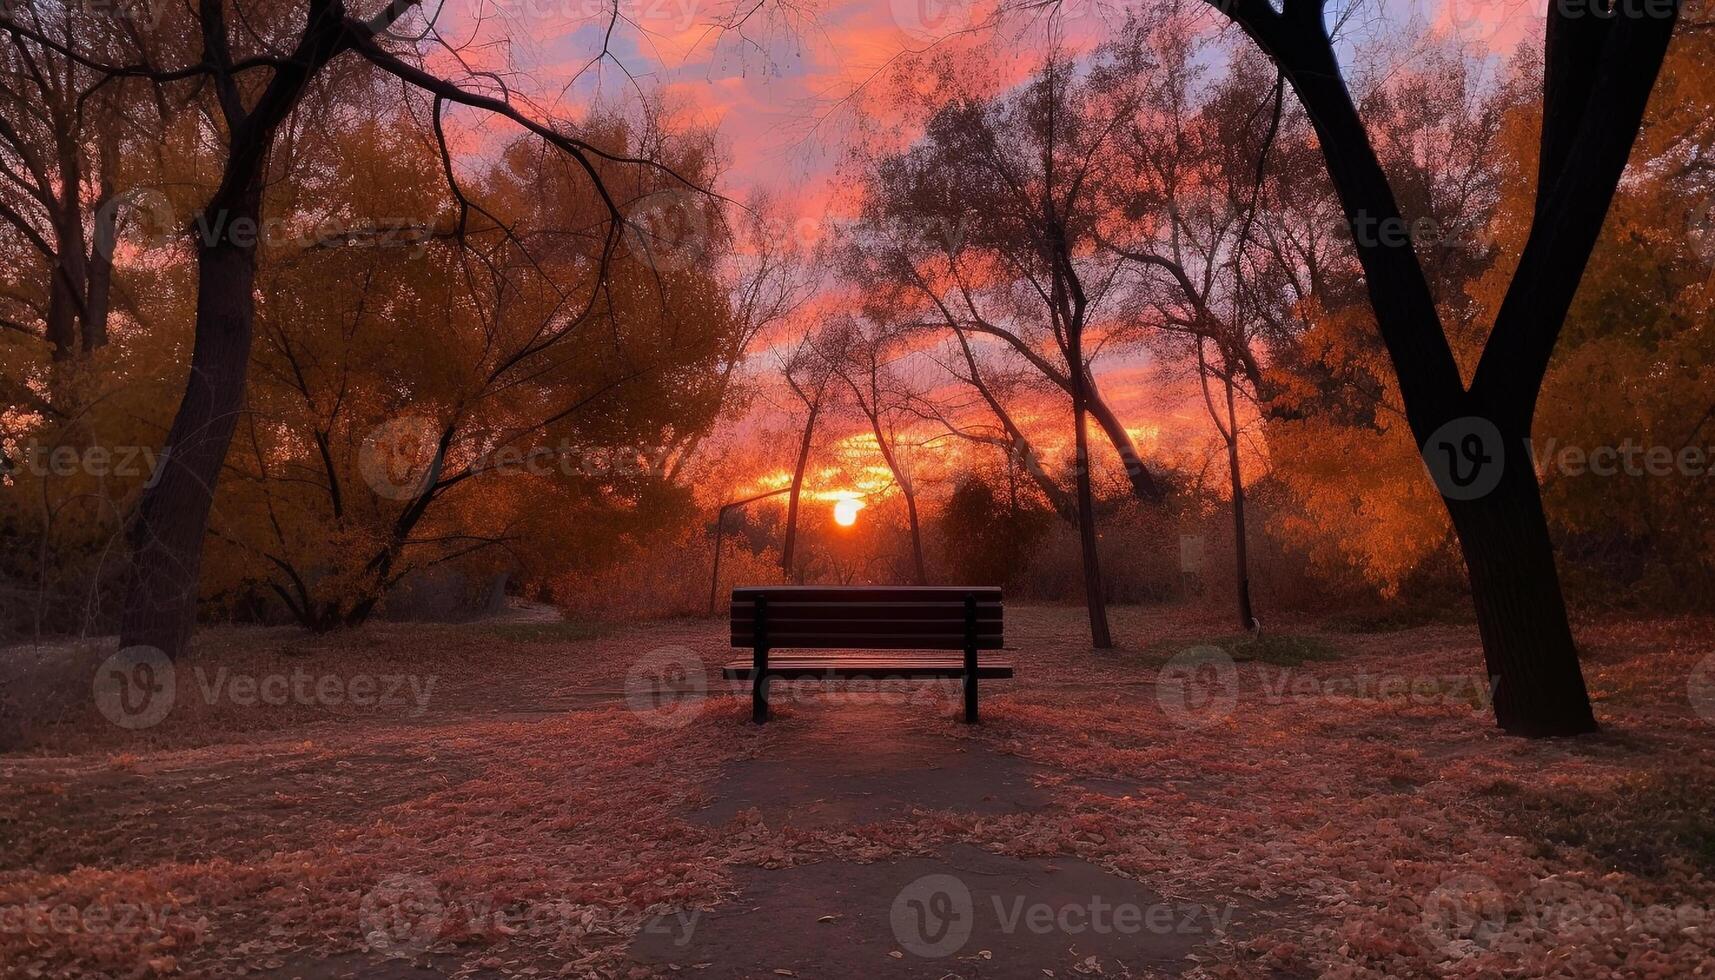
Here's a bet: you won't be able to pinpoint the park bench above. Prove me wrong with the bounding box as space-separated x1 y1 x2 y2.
722 585 1011 724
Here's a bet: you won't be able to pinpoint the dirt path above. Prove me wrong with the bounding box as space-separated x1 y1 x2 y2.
630 699 1252 978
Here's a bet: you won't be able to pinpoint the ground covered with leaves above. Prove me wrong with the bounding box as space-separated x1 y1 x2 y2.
1 606 1712 978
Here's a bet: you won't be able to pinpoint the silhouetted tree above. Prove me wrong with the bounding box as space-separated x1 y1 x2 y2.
1202 0 1681 734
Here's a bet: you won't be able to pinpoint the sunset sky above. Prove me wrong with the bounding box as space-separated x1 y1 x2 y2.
422 0 1543 512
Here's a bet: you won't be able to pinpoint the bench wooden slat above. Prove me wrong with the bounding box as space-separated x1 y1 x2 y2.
732 622 997 638
732 586 1001 603
722 660 1014 680
732 620 1003 636
731 603 1001 620
731 634 1005 650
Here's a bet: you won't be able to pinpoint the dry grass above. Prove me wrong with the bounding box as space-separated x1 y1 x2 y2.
2 606 1712 978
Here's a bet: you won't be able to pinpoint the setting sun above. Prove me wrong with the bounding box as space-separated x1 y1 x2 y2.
833 498 863 526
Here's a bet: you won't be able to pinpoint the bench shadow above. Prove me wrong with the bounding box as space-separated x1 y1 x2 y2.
690 698 1047 829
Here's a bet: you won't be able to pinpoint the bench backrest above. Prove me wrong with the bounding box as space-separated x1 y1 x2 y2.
730 586 1003 651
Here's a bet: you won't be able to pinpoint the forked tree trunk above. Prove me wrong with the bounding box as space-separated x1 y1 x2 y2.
119 206 260 658
1206 3 1679 735
1445 445 1596 736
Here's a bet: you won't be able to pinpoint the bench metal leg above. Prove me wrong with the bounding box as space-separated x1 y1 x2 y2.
967 648 980 724
963 592 979 723
752 644 769 724
753 672 769 723
752 595 769 723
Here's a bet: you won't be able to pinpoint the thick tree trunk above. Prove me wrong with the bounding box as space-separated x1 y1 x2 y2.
1445 451 1596 736
118 212 258 658
781 401 819 578
1205 0 1674 736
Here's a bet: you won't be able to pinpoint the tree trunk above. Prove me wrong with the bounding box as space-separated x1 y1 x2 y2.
1011 438 1077 524
43 237 82 362
1070 339 1113 648
118 209 259 658
902 485 928 585
44 145 89 362
1224 378 1255 630
1084 375 1164 503
1445 449 1596 736
82 141 119 353
867 415 929 587
948 326 1077 522
781 401 819 578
